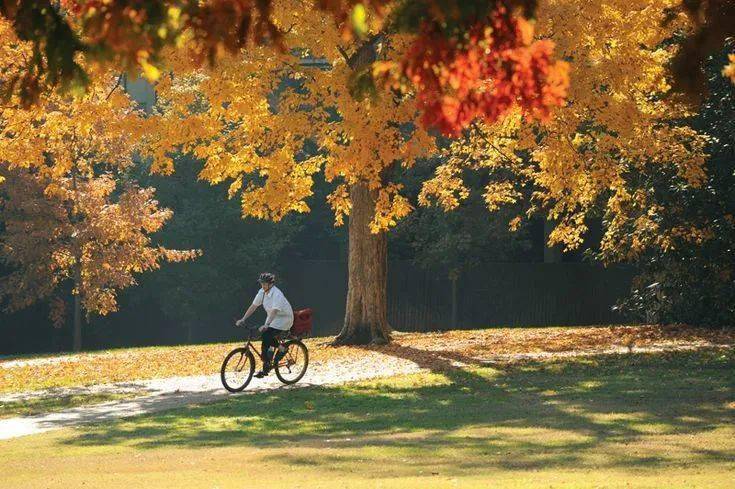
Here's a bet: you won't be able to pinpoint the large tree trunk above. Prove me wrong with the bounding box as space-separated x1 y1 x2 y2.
334 183 391 345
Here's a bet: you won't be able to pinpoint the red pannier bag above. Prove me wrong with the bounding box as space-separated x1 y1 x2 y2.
291 308 313 337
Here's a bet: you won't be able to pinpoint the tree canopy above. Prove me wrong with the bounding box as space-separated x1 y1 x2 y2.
0 0 573 135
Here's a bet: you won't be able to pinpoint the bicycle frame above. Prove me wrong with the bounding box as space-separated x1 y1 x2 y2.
242 326 292 367
222 325 308 392
241 327 261 355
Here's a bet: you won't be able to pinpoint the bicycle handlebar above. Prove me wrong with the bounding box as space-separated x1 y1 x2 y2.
243 324 268 340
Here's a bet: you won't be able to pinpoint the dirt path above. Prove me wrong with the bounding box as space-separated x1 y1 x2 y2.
0 351 424 440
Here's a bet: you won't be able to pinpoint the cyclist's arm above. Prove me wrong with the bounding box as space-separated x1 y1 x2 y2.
240 303 258 322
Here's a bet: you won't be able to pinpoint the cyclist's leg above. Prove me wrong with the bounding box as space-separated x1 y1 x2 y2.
273 334 289 365
260 328 278 371
273 318 294 366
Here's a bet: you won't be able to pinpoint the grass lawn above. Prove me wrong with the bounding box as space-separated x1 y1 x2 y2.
1 349 732 488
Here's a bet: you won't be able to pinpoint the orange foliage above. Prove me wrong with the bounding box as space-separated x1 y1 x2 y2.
391 8 569 135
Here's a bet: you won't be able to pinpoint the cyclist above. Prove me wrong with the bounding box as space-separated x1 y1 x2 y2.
236 272 294 377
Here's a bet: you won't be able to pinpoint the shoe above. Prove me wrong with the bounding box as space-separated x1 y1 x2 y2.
254 365 271 378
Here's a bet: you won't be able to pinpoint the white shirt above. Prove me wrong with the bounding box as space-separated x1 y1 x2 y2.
252 285 294 331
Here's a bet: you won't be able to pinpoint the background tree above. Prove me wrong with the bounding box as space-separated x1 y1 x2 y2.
0 29 197 349
390 155 534 327
0 169 197 351
132 154 302 343
609 44 735 326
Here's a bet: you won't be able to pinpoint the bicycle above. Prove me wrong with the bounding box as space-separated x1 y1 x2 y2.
220 324 309 393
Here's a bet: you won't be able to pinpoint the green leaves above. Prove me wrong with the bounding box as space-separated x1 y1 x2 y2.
350 4 369 38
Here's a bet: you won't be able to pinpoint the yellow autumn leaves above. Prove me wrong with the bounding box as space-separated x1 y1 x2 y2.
148 8 433 233
420 0 711 259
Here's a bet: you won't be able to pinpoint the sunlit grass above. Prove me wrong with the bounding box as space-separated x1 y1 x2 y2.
1 349 732 488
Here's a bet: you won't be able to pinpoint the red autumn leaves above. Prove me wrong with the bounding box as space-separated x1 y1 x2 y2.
400 7 569 136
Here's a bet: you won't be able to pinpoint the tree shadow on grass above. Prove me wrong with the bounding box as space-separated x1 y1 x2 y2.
60 348 734 475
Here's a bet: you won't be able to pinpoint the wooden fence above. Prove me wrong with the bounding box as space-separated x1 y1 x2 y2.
280 260 635 336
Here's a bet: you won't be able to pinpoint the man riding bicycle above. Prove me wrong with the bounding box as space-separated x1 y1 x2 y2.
236 272 294 378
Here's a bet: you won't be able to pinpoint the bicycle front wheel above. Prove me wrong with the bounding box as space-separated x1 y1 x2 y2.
221 347 255 392
275 340 309 385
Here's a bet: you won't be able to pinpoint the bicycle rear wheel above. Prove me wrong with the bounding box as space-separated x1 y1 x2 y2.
221 347 255 392
275 340 309 385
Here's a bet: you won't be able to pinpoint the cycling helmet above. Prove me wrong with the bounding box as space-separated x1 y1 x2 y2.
258 272 276 285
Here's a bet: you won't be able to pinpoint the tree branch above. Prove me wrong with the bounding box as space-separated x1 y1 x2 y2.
105 74 124 100
336 44 351 64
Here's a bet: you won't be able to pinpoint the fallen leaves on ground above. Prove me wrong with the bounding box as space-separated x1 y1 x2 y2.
1 324 732 394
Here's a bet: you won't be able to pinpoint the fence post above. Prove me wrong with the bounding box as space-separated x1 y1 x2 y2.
449 269 459 329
